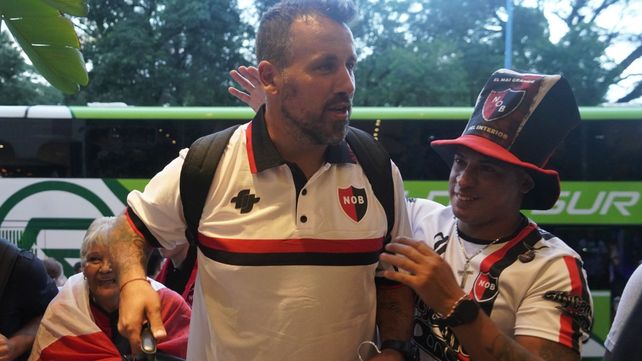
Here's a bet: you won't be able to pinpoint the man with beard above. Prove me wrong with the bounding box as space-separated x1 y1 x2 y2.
106 1 414 360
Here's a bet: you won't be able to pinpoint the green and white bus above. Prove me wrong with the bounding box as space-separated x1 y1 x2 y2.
1 105 640 358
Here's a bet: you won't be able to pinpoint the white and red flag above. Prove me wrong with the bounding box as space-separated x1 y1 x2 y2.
29 273 190 361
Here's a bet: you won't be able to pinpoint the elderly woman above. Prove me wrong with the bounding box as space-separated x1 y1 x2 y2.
29 217 191 361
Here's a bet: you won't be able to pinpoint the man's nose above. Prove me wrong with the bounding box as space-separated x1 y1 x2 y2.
456 166 477 187
336 66 355 97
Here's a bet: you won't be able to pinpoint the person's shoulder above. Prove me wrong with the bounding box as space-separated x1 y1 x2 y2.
13 249 45 272
406 198 449 222
534 226 582 261
406 198 452 243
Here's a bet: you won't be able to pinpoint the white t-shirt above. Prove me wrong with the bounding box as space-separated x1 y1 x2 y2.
406 198 592 360
604 264 642 352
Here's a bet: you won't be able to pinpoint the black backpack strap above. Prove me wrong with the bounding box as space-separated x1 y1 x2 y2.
345 127 395 244
180 125 240 244
0 238 19 301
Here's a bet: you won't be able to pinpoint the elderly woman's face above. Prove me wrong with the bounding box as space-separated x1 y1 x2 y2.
82 243 118 307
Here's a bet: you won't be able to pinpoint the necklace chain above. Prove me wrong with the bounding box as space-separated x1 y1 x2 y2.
455 224 504 289
456 227 503 263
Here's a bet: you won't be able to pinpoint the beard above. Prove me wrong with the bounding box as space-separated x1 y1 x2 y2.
280 85 351 146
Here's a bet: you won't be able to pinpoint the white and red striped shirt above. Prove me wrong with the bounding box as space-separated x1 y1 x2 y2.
407 198 592 361
126 110 411 361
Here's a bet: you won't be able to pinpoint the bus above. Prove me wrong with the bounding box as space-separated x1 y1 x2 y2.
0 105 640 358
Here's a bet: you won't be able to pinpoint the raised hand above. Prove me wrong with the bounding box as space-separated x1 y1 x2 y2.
228 65 265 112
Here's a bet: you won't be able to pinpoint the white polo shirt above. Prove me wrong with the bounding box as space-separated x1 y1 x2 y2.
127 109 411 361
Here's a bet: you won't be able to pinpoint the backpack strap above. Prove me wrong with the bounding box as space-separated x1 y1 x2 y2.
180 125 240 244
346 127 395 244
0 238 19 302
179 125 395 246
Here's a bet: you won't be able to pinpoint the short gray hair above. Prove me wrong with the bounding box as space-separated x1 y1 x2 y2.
80 217 116 265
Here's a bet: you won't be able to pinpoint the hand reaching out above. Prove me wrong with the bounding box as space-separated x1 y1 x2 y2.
228 66 265 112
0 333 14 361
379 237 465 316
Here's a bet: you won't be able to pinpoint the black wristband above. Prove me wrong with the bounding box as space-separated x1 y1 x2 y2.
380 340 417 361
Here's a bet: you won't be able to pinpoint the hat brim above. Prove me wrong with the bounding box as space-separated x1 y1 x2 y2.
431 135 560 210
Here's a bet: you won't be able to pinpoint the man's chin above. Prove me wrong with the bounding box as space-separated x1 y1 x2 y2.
324 128 348 145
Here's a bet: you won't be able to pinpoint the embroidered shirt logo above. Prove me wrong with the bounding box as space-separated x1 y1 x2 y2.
338 186 367 222
231 189 260 213
482 89 525 121
473 272 499 303
544 290 592 333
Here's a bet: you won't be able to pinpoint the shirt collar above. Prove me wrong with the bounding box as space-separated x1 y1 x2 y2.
248 106 356 173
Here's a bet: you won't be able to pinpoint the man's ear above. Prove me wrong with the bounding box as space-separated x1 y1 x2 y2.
520 171 535 194
258 60 280 96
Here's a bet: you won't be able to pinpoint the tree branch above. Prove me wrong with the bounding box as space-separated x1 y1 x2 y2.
616 80 642 103
588 0 619 23
608 44 642 81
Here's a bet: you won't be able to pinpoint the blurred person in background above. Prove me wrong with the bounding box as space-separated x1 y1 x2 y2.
72 261 82 274
0 238 57 361
155 244 197 306
42 258 66 288
604 263 642 360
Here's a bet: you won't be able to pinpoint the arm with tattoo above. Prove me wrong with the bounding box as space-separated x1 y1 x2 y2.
109 212 167 353
452 312 580 361
370 285 414 360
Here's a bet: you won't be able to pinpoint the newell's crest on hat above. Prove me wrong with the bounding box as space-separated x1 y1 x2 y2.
431 69 581 210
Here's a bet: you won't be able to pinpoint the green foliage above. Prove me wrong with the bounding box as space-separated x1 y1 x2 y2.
3 0 639 105
356 41 471 106
0 0 88 93
0 32 63 104
66 0 249 106
350 0 641 106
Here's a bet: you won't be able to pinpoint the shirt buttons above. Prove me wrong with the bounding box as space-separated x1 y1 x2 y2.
300 215 307 223
302 189 307 196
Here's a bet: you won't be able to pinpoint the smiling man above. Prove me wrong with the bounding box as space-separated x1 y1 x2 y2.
381 69 594 361
106 1 413 360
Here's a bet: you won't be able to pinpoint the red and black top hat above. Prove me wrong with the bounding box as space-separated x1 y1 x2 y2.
431 69 581 210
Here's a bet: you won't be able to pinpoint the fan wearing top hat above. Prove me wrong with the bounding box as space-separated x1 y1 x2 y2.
379 69 593 361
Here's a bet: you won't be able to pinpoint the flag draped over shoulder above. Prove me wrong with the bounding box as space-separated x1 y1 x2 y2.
155 258 198 306
29 273 191 361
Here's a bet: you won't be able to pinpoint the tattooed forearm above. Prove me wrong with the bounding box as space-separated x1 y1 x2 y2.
109 214 152 277
487 334 534 361
538 344 556 361
376 286 414 340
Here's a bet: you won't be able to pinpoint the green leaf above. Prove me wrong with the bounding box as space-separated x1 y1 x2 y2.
6 16 80 48
0 0 58 17
42 0 88 17
1 0 88 94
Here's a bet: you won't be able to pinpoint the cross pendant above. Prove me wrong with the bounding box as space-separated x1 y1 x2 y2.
458 262 474 289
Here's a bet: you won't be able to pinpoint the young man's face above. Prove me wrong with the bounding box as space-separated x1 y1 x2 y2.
448 147 532 231
277 15 357 145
